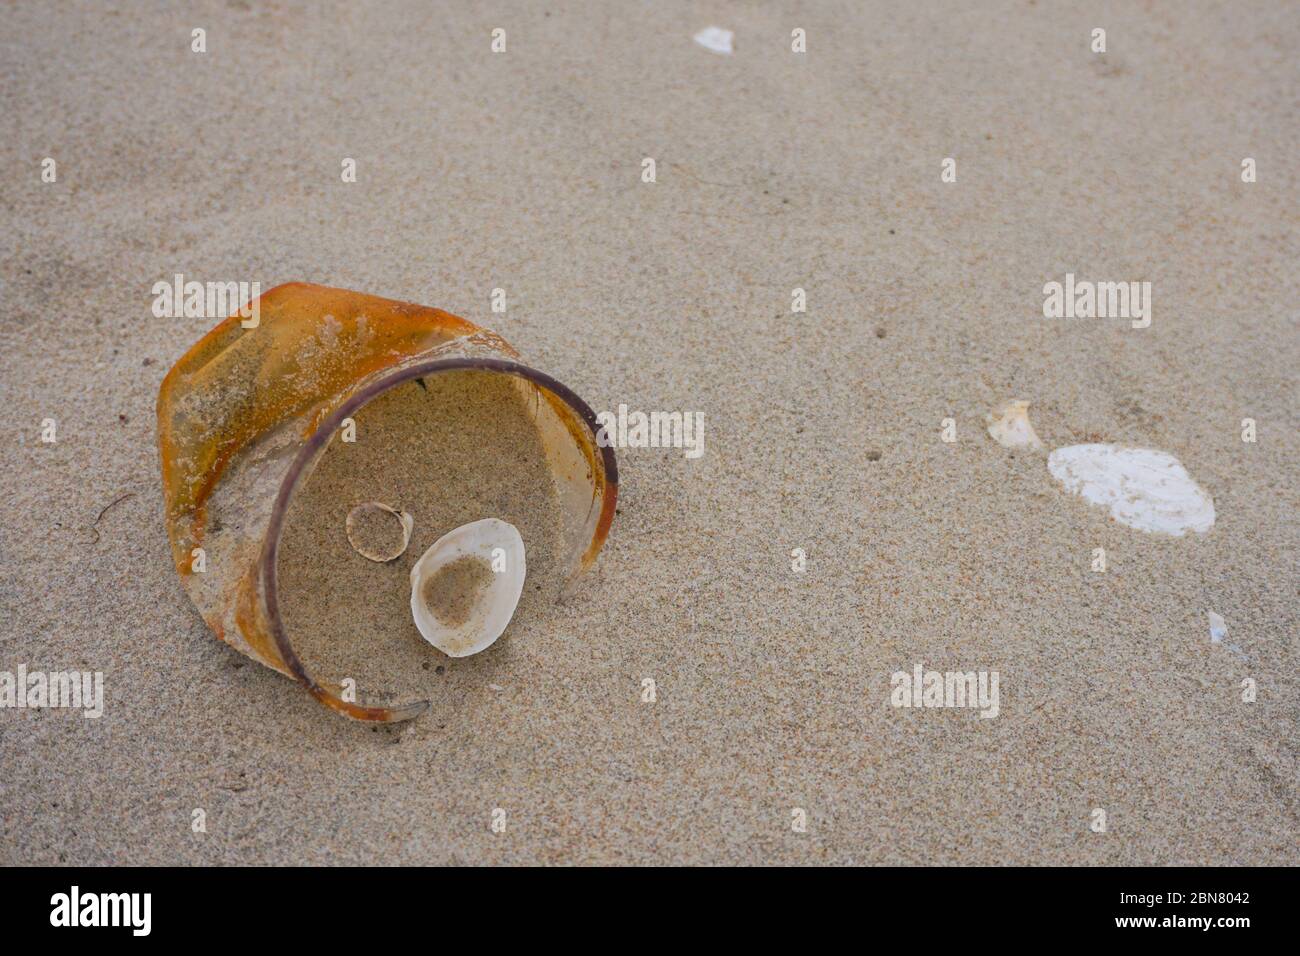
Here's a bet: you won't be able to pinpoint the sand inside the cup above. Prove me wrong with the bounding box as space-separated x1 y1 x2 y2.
276 370 566 706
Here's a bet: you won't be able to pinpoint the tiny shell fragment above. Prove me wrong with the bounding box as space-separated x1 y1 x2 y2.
986 399 1044 450
694 26 734 54
345 502 414 562
1207 610 1247 659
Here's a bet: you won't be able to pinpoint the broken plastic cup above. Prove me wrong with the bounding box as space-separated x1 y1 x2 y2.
156 283 617 722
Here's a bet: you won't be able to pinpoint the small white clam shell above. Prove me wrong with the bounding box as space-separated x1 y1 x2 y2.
345 502 414 562
986 399 1044 450
1047 444 1215 536
409 518 526 657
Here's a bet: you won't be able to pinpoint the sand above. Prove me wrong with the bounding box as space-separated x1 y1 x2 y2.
277 371 565 707
1 1 1296 865
423 557 497 629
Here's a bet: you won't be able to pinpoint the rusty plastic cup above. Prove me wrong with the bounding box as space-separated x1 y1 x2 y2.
157 283 616 721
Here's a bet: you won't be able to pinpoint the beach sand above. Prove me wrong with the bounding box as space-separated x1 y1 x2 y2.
1 1 1296 864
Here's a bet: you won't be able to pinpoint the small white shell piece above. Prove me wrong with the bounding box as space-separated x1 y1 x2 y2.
345 502 414 562
409 518 526 658
694 26 734 54
986 399 1044 450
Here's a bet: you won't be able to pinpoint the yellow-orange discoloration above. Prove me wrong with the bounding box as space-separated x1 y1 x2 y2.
159 284 478 572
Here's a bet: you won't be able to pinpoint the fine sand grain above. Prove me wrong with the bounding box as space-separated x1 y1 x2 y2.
423 556 496 628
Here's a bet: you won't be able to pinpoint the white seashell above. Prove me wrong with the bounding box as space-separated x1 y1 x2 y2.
345 502 414 562
409 518 526 657
1047 444 1215 536
694 26 734 54
986 399 1044 450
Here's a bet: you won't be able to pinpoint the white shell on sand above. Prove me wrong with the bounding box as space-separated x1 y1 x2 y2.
345 502 414 562
1206 610 1247 659
409 518 526 658
1047 444 1215 536
693 26 734 54
986 399 1044 450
